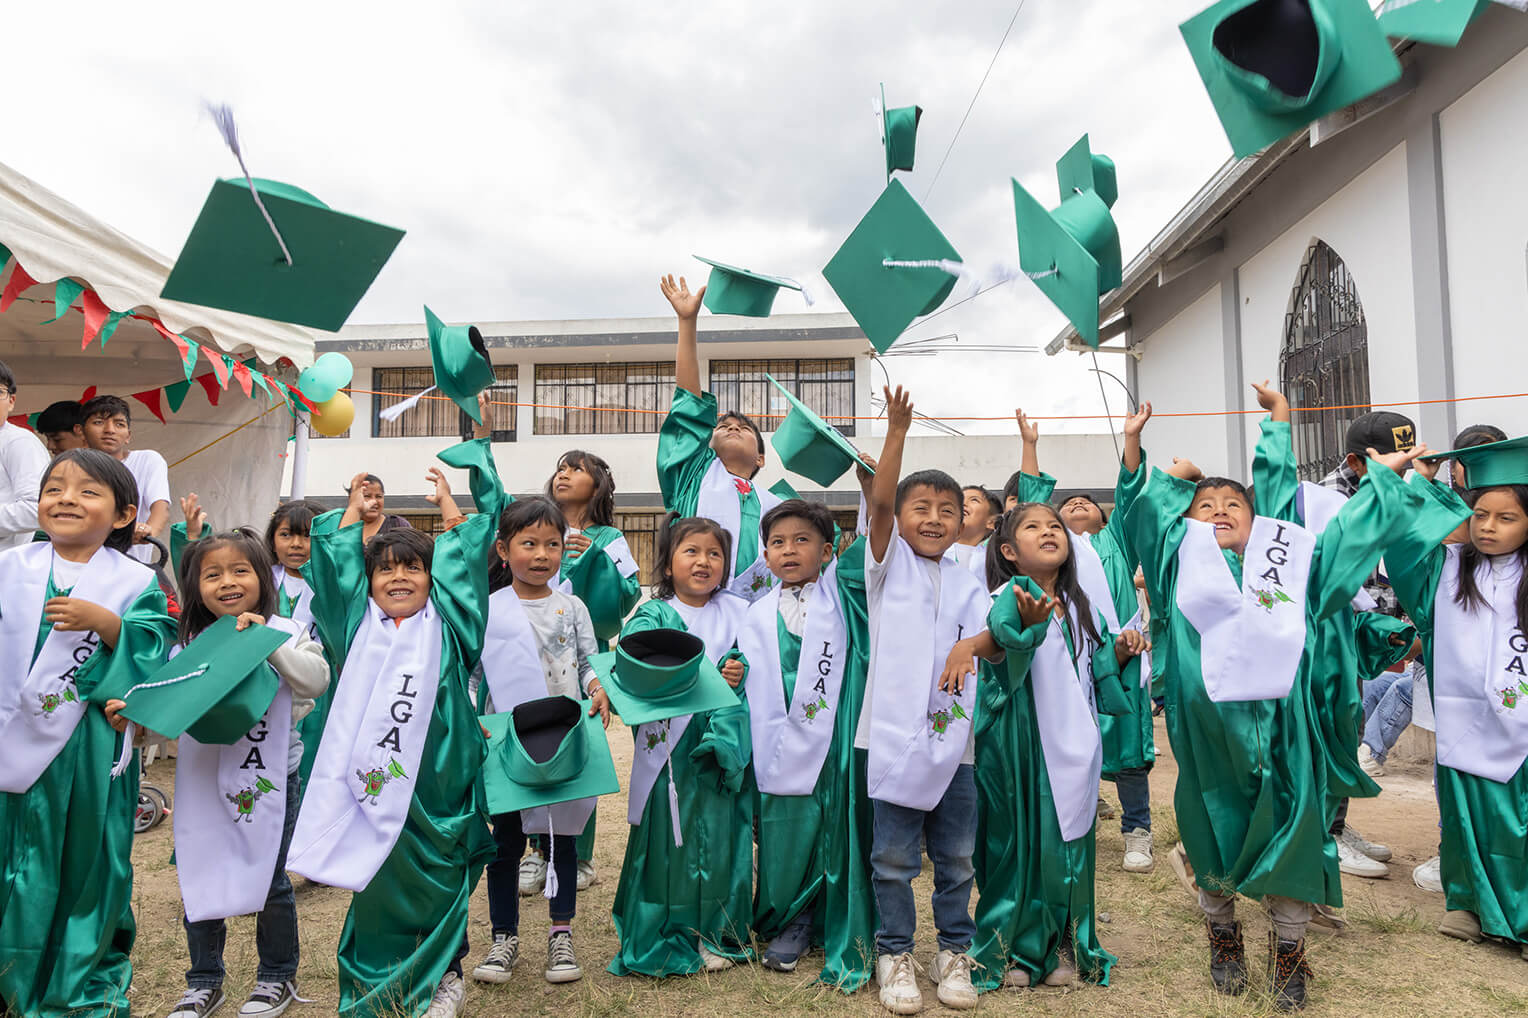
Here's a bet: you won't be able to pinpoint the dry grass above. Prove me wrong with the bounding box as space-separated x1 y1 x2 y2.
127 718 1528 1017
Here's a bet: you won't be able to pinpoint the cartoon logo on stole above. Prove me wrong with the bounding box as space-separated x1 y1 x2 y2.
355 758 409 804
226 776 279 822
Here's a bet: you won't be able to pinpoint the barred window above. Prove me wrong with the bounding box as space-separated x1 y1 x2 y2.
1280 241 1369 482
372 365 518 441
613 511 666 586
533 362 674 435
708 358 856 437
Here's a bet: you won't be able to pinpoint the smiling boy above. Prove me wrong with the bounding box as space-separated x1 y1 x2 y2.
79 395 171 566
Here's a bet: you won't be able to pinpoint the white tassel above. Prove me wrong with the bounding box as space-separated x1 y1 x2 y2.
667 755 684 848
379 386 436 422
544 813 559 901
778 277 816 308
110 723 135 778
206 102 293 266
881 258 978 283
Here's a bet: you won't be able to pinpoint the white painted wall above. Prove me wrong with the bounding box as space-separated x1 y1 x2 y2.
1135 284 1230 474
1441 46 1528 438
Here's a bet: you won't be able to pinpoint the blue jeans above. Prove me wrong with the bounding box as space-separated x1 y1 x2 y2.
486 811 577 933
184 771 301 989
1362 672 1414 763
870 764 977 956
1114 766 1152 833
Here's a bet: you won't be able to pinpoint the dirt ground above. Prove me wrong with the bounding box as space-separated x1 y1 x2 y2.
127 717 1528 1017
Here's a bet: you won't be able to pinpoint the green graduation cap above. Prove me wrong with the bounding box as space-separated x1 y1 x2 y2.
1012 134 1122 348
160 178 405 332
481 695 620 815
693 257 803 317
822 179 962 353
1419 435 1528 489
881 84 922 180
766 373 873 486
769 477 802 502
1378 0 1493 47
424 305 496 423
1180 0 1404 160
92 615 286 744
588 628 739 726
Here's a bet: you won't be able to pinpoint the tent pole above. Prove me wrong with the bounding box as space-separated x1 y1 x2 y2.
290 413 310 499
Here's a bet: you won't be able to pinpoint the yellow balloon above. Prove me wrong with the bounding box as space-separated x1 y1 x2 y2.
310 391 355 436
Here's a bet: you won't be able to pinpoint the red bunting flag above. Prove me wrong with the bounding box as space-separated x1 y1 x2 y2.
207 352 231 388
196 372 222 407
80 289 112 349
230 358 253 397
80 386 97 403
131 389 167 424
0 262 39 312
6 414 27 429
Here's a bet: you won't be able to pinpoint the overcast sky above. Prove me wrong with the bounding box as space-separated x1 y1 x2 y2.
8 0 1236 435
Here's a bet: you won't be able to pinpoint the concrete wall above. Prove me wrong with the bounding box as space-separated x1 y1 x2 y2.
1135 284 1230 474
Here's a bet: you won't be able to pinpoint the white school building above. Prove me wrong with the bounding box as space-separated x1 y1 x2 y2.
288 311 1122 582
1046 8 1528 478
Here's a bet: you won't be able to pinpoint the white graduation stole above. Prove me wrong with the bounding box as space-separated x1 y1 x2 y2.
737 562 849 796
481 587 598 839
694 458 782 601
1072 532 1123 634
287 600 444 891
864 537 990 811
174 618 297 921
274 567 319 639
627 594 747 844
1295 483 1377 612
1432 546 1528 782
1176 516 1315 703
1030 601 1106 842
0 543 152 794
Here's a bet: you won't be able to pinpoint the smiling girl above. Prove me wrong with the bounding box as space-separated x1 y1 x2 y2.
0 449 176 1018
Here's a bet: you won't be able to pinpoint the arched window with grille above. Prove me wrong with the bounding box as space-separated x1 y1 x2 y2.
1279 240 1371 481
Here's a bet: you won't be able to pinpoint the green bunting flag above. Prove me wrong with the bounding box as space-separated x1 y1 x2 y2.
96 310 127 349
181 338 201 381
164 379 193 413
42 279 85 324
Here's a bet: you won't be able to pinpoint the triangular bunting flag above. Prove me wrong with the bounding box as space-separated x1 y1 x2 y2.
80 386 97 403
0 262 39 312
164 379 193 414
97 311 127 350
80 289 112 349
131 389 167 424
43 279 85 324
150 318 192 362
26 412 40 430
180 338 201 381
230 358 253 397
246 361 274 401
208 353 231 389
6 414 27 429
196 372 222 407
0 243 10 271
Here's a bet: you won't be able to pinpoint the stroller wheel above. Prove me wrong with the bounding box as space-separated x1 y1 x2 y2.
143 784 171 827
134 791 162 834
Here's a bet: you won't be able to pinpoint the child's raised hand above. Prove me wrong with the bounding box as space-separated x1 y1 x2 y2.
234 612 267 631
1013 584 1057 629
660 274 706 320
1015 408 1040 444
1123 401 1153 438
589 687 613 728
424 467 451 505
1167 456 1203 482
1250 379 1289 416
180 492 206 540
883 385 914 434
1411 453 1441 482
720 658 746 688
472 393 493 440
854 452 879 483
1367 443 1430 476
345 472 372 510
939 639 978 696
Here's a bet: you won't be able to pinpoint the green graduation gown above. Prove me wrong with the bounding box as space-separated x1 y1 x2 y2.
608 599 755 977
304 438 504 1018
973 579 1125 989
1387 478 1528 944
1124 458 1426 906
558 524 642 647
0 579 175 1018
750 542 877 991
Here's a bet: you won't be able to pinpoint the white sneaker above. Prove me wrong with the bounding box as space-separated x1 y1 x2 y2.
1341 824 1392 862
930 950 978 1009
471 933 518 984
518 850 547 896
1413 855 1444 893
698 940 734 972
1357 743 1385 777
423 972 464 1018
876 953 923 1015
1336 833 1389 878
575 859 598 891
1122 827 1154 873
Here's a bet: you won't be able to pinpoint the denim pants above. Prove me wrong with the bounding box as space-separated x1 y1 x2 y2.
1113 766 1152 833
870 764 978 957
1362 672 1414 763
185 771 301 989
485 811 577 934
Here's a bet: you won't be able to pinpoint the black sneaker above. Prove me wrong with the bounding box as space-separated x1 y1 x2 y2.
239 980 300 1017
167 986 225 1018
545 931 583 984
761 915 813 972
1268 933 1312 1011
471 933 519 984
1206 920 1247 996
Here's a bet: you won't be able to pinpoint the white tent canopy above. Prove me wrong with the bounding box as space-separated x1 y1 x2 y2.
0 160 319 537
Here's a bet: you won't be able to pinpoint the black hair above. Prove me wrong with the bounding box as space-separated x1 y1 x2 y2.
1455 424 1508 447
489 497 569 592
986 503 1102 649
1001 471 1025 505
176 528 277 645
1058 491 1109 524
360 473 385 494
1454 484 1528 637
0 359 15 394
80 394 132 426
717 411 766 478
895 469 964 514
652 512 732 601
761 498 836 545
265 499 326 555
1193 477 1249 500
546 450 616 528
36 400 84 436
964 486 1003 520
39 449 139 554
365 527 433 580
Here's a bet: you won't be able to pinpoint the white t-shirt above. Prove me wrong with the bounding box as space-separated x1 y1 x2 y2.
0 423 48 551
123 449 171 566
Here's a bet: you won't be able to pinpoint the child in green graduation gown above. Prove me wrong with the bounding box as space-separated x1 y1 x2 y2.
0 449 177 1018
608 515 755 977
1388 447 1528 956
286 405 505 1018
1124 428 1431 1011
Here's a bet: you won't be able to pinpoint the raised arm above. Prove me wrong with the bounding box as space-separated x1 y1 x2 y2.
661 274 706 397
1122 465 1198 615
1250 381 1298 522
1384 460 1472 623
1016 408 1040 478
868 386 913 563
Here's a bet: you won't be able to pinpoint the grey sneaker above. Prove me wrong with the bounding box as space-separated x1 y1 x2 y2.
168 987 225 1018
761 915 814 972
1341 825 1392 862
238 981 300 1017
1122 827 1154 873
471 933 519 984
545 931 583 983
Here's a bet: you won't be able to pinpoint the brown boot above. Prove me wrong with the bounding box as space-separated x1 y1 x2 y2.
1206 920 1247 995
1438 909 1483 944
1267 932 1312 1011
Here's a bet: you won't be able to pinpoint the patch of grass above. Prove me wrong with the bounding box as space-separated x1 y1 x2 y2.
1345 887 1429 934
